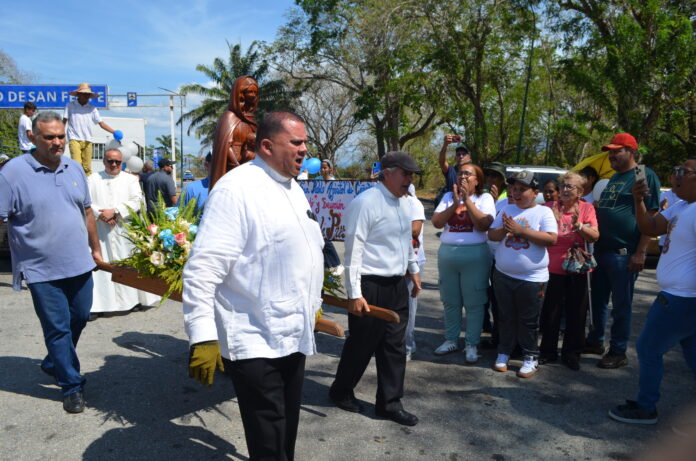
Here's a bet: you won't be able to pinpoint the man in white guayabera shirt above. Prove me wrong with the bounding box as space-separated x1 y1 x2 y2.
182 111 324 461
329 151 423 427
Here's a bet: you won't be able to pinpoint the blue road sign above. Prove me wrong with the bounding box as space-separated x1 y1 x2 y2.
0 84 108 109
127 92 137 107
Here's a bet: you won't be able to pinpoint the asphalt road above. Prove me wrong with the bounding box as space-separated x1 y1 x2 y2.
1 199 694 461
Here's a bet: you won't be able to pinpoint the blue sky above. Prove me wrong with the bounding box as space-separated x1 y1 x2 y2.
1 0 296 157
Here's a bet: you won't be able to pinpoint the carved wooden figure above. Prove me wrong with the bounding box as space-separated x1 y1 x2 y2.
208 75 259 190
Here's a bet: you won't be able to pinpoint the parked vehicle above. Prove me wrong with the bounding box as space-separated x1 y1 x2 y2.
504 165 568 203
182 170 195 181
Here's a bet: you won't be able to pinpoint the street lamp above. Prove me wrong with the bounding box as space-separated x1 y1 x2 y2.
159 87 185 188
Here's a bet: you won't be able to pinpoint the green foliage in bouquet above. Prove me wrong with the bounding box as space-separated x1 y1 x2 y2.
117 193 200 303
116 192 346 309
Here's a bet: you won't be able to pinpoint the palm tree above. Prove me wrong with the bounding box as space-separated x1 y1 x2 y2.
155 134 172 157
178 41 299 147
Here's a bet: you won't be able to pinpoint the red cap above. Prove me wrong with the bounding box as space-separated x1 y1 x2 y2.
602 133 638 151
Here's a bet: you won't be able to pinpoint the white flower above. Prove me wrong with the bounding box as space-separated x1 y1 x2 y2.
330 265 344 277
150 251 164 266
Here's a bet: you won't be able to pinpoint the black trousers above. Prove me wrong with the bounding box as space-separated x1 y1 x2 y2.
493 269 547 358
539 273 589 358
331 275 409 412
223 352 306 461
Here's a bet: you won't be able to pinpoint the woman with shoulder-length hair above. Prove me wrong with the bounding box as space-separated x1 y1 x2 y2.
539 171 599 370
431 163 496 363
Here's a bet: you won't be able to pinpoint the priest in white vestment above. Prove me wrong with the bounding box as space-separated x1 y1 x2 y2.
88 148 160 313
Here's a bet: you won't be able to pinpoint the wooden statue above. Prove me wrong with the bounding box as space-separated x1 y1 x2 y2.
208 75 259 190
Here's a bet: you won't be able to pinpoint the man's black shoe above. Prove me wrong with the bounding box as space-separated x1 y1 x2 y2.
375 408 419 426
561 354 581 371
582 343 605 355
538 353 557 365
63 392 85 414
329 390 363 413
597 352 628 369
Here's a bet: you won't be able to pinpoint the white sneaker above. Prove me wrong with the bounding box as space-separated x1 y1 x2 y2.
517 356 539 378
494 353 509 372
465 344 478 364
434 340 458 356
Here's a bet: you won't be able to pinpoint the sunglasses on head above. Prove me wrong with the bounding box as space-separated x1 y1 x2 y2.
41 134 66 140
106 159 122 165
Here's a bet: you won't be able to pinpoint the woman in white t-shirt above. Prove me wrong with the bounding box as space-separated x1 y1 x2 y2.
432 164 496 363
488 171 558 378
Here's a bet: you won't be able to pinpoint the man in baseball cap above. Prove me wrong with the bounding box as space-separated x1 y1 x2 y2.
585 132 661 369
329 150 422 426
507 170 540 190
63 83 116 175
144 157 178 215
601 133 639 152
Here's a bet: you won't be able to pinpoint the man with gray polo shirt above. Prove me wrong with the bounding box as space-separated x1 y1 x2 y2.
0 111 102 414
329 151 423 427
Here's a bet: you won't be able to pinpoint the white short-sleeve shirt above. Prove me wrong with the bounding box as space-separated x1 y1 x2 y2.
63 100 102 141
656 200 696 297
18 114 33 150
491 204 558 282
435 192 496 245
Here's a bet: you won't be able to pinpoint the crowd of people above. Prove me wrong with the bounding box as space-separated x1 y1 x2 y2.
427 133 695 429
1 90 694 460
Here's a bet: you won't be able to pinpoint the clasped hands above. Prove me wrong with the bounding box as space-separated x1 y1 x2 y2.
189 340 225 386
502 212 524 237
99 208 118 227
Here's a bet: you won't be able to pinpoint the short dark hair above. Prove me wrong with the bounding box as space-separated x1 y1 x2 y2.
32 111 62 134
24 101 37 111
205 152 212 163
578 166 599 182
255 111 305 151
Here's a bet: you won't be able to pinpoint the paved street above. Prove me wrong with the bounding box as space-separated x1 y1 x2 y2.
1 199 694 460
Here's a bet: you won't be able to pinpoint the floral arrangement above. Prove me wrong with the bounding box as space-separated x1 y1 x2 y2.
117 196 344 309
118 196 200 303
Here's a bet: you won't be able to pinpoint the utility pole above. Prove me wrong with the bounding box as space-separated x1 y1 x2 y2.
159 87 185 188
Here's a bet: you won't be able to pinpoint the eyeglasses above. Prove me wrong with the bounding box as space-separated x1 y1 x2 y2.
673 166 696 178
559 183 577 190
106 159 122 165
41 134 66 140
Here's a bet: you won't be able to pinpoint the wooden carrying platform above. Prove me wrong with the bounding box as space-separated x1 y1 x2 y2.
96 262 400 338
96 262 357 338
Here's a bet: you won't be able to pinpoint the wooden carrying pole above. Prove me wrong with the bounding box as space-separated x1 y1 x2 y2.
95 262 347 337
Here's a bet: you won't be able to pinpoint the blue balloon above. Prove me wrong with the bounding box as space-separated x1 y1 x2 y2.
306 157 321 175
300 158 308 171
114 130 124 141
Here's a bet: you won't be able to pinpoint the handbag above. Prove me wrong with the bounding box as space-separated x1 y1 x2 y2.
562 242 597 274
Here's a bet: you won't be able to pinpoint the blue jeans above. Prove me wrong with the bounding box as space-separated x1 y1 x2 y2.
28 272 93 396
636 292 696 412
586 252 638 354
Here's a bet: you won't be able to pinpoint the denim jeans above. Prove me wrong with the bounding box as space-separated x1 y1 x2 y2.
586 252 638 354
28 272 93 396
635 292 696 412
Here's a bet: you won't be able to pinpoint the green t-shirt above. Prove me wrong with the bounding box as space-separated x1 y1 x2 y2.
595 167 661 253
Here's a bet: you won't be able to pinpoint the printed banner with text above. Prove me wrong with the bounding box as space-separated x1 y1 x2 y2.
299 180 377 241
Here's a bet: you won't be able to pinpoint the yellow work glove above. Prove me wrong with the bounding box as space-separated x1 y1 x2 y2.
188 340 224 386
